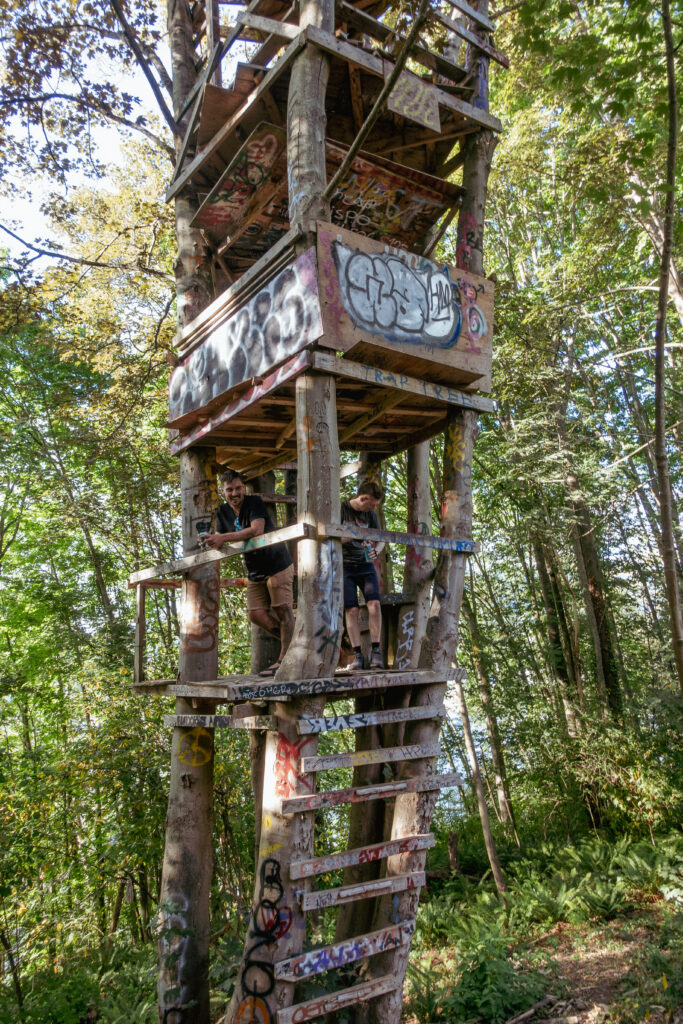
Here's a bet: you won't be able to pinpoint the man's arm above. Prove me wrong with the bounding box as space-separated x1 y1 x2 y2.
203 518 265 549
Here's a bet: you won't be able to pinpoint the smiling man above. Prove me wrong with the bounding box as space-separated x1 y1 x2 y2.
203 469 294 677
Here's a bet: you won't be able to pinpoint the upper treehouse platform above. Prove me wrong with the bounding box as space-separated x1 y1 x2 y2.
166 0 502 472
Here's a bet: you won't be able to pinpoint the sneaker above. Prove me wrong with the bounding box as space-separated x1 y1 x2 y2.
349 652 365 671
370 649 385 669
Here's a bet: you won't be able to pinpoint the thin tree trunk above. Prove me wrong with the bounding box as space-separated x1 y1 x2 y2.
654 0 683 695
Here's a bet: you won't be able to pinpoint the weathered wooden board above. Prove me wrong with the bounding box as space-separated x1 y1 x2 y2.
298 870 425 910
312 350 495 412
281 771 463 813
134 584 145 684
290 833 434 879
163 714 277 730
319 521 478 553
236 12 300 40
191 123 287 244
386 63 440 132
432 7 509 67
300 741 440 773
169 349 311 455
442 0 495 31
128 521 313 585
296 703 445 734
316 221 494 390
277 974 398 1024
168 249 322 429
326 143 461 251
275 920 415 981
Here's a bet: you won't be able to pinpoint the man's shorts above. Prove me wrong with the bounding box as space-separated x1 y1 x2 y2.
246 564 294 612
343 562 381 610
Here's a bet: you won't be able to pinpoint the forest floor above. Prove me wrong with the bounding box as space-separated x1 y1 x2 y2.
404 903 683 1024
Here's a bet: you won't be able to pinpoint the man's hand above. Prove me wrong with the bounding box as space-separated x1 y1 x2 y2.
201 533 225 550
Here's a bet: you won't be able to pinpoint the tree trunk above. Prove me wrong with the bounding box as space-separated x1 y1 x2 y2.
157 447 219 1024
654 0 683 695
461 591 520 844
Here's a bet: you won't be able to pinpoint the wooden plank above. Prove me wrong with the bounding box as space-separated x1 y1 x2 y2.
298 871 425 910
319 521 478 554
166 33 306 201
338 390 406 444
290 833 434 879
237 11 300 39
277 974 398 1024
432 8 509 67
305 24 502 133
275 921 415 981
281 771 463 813
300 741 440 773
297 703 445 734
163 714 277 729
443 0 495 31
134 584 145 684
128 521 313 585
312 350 495 413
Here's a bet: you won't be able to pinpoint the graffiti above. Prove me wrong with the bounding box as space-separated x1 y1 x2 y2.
333 241 462 347
387 68 440 132
178 727 213 767
395 607 415 669
456 211 482 271
301 871 424 911
237 858 291 1024
274 734 312 799
458 275 488 342
229 666 428 701
170 349 310 454
182 569 219 653
277 921 415 981
444 420 467 475
158 895 193 1023
281 772 463 814
193 126 286 235
313 541 343 663
169 250 321 424
301 742 440 773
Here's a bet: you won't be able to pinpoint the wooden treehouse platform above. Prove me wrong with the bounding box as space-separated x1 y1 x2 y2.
146 0 504 1018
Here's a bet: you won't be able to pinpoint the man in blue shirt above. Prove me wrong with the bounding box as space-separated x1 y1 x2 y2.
203 469 294 677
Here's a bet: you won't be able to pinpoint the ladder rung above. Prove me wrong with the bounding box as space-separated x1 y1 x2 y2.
275 920 415 982
290 833 434 879
300 742 440 773
163 714 276 730
281 772 463 813
277 974 398 1024
297 703 445 734
298 871 425 911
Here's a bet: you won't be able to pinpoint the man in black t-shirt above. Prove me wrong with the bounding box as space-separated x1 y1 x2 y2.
341 480 385 671
203 469 294 676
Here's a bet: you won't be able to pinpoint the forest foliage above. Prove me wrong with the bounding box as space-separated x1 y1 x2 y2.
1 0 682 1019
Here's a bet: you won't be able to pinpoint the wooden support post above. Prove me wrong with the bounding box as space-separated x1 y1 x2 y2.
134 584 146 684
157 447 219 1024
223 374 343 1024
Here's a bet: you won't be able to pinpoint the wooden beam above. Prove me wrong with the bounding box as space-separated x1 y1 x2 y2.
443 0 495 31
311 350 495 413
296 703 445 734
338 390 407 444
290 834 434 879
281 772 464 813
298 871 425 910
275 921 414 981
300 741 440 773
319 521 478 553
277 975 398 1024
306 24 502 133
134 583 145 684
128 521 314 585
237 11 299 39
432 8 509 67
163 714 277 729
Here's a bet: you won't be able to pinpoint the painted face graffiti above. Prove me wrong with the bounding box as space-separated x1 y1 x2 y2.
333 241 462 347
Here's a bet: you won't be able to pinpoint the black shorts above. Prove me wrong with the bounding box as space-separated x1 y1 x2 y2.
343 562 381 609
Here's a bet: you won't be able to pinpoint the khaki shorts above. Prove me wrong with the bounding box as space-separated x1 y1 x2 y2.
246 564 294 612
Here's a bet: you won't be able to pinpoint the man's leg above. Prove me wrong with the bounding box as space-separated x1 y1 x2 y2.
343 566 364 669
247 580 280 638
259 566 295 674
367 600 382 644
345 605 361 648
248 607 281 638
361 565 384 668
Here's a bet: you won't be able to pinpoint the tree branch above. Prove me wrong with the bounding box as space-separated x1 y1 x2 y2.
0 224 175 282
108 0 178 136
